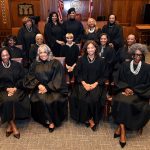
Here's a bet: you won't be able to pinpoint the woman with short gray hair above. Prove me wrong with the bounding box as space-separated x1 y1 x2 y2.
24 44 68 132
112 43 150 148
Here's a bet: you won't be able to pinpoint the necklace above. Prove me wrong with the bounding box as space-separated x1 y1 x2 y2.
87 56 95 63
88 27 95 33
130 60 142 75
26 26 32 32
2 60 11 68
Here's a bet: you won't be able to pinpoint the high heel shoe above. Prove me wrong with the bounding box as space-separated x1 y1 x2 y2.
48 127 55 133
13 133 20 139
91 124 97 132
119 140 126 148
114 133 120 138
6 131 13 137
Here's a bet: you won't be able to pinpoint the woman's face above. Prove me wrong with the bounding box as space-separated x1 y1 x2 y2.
36 35 44 45
133 49 143 64
87 43 96 56
88 19 95 28
109 15 116 24
1 50 10 63
25 20 32 28
8 38 15 47
52 13 58 22
39 49 49 61
127 35 136 46
100 35 108 46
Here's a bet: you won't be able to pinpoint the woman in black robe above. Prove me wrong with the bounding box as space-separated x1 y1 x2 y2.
98 33 116 97
0 47 30 139
44 12 65 56
70 40 108 131
17 17 40 67
112 43 150 148
62 8 84 44
83 18 101 45
3 35 23 58
102 14 124 52
29 34 44 64
24 44 68 132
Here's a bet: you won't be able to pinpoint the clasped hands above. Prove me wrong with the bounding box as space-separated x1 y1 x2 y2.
6 87 17 96
66 64 76 72
38 84 47 94
122 88 134 96
82 81 98 91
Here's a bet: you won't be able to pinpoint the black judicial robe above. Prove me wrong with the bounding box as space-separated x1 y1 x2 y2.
29 44 39 63
8 46 23 58
98 45 116 77
44 23 64 56
23 59 68 127
17 25 40 59
0 61 30 123
102 23 124 51
62 19 84 44
83 28 102 45
112 61 150 130
70 56 107 124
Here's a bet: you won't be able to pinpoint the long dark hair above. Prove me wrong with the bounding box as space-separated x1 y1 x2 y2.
83 40 99 57
48 12 60 26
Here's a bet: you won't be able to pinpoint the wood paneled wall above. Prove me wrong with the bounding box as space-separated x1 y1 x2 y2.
10 0 40 27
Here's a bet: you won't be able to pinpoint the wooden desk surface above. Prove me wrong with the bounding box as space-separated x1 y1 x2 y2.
136 24 150 30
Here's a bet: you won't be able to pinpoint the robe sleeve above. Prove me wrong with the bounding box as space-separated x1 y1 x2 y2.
74 22 84 44
45 60 68 94
44 23 56 48
23 62 40 89
75 58 83 83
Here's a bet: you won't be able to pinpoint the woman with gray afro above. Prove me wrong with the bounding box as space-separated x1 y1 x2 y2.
112 43 150 148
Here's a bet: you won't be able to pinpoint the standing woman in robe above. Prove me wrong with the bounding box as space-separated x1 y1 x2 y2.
83 18 102 45
112 43 150 148
17 17 40 67
44 12 65 56
70 40 108 131
24 44 68 132
0 47 30 139
102 14 124 52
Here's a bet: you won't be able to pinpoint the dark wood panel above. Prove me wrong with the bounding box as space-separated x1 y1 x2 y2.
10 0 40 27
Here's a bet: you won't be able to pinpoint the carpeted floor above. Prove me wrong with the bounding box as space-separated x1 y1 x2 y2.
0 119 149 150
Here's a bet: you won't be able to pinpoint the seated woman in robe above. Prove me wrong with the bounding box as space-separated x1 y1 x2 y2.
29 33 44 64
70 40 108 131
83 18 102 45
0 47 30 139
112 43 150 148
24 44 68 132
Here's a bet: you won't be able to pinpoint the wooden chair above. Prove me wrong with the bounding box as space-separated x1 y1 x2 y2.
53 57 65 66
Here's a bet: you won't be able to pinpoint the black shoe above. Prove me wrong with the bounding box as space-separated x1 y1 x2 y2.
13 133 20 139
85 122 90 128
119 140 126 148
114 133 120 138
49 127 55 133
91 124 97 132
6 131 13 137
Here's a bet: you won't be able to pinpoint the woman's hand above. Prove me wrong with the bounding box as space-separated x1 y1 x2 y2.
38 84 47 94
123 88 134 96
6 87 17 96
81 81 91 91
89 82 98 90
56 40 65 46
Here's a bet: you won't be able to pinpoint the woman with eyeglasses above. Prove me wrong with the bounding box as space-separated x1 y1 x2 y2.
112 43 150 148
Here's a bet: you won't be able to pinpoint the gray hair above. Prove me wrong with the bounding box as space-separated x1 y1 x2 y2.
36 44 53 62
130 43 148 56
